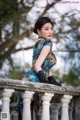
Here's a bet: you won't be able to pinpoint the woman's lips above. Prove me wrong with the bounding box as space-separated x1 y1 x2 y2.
48 35 52 37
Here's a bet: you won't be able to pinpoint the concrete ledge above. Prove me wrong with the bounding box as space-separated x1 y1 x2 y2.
0 78 80 95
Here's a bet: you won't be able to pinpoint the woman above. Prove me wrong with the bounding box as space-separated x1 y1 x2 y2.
22 17 61 86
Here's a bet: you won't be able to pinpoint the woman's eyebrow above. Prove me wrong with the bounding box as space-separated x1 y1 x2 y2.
44 26 52 29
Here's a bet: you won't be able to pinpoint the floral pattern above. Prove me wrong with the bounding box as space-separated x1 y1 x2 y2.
23 38 57 82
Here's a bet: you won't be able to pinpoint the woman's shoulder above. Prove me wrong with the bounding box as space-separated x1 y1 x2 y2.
43 39 52 47
34 38 52 49
43 39 52 44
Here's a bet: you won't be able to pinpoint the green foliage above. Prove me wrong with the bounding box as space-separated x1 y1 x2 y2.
10 92 18 102
0 0 19 23
9 66 25 80
54 13 80 86
62 71 79 86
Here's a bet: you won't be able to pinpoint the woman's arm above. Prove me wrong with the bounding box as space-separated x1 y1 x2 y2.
34 45 51 72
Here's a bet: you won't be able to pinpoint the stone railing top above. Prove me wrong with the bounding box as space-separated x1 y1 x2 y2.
0 78 80 96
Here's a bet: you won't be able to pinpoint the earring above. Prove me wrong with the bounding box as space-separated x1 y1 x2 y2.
39 34 42 38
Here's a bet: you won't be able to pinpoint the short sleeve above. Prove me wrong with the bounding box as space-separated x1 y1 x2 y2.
43 40 52 48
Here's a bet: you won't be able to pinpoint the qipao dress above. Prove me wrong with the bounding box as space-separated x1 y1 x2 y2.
23 38 57 82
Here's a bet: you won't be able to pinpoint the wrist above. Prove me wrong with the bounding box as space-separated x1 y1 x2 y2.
37 70 47 83
34 66 42 73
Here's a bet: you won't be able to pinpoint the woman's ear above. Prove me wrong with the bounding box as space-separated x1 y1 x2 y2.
37 29 41 35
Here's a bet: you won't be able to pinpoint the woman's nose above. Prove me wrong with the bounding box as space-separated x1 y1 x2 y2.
49 30 52 34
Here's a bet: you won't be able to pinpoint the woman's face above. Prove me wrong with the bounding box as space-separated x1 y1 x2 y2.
37 23 53 40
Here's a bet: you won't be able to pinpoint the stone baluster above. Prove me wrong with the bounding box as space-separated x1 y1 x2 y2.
1 89 14 120
41 93 54 120
61 95 73 120
11 111 18 120
51 102 61 120
22 91 34 120
69 100 74 120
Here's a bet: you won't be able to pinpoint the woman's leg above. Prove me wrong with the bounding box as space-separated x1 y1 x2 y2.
22 77 29 81
48 70 53 76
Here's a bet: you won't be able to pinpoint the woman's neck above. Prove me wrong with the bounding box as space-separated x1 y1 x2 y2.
38 36 45 40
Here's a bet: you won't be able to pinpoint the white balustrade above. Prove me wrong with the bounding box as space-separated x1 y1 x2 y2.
11 111 18 120
41 93 54 120
51 102 61 120
0 78 80 120
69 100 74 120
22 91 34 120
1 89 14 120
61 95 73 120
32 106 36 120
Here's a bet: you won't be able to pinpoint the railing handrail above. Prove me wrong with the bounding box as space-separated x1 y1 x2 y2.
0 78 80 96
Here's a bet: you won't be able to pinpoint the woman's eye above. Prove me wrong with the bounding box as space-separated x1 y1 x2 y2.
45 28 52 30
45 28 48 30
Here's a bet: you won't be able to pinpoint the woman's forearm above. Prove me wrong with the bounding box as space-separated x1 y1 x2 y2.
34 63 42 72
34 46 51 73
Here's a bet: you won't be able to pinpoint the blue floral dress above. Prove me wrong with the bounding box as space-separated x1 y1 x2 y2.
17 39 57 111
23 38 57 82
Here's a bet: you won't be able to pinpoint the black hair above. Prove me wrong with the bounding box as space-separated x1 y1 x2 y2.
34 17 54 34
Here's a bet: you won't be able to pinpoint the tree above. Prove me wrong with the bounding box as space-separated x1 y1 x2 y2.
53 10 80 85
0 0 80 86
0 0 61 69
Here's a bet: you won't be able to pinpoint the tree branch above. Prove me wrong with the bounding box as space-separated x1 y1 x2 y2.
14 46 80 53
40 0 62 17
0 28 33 53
